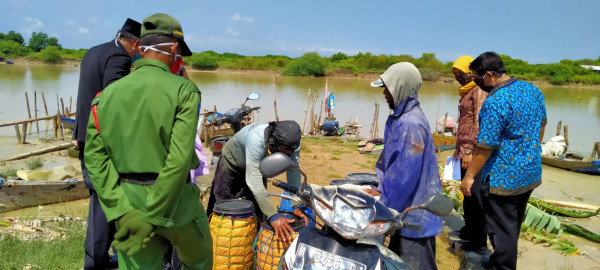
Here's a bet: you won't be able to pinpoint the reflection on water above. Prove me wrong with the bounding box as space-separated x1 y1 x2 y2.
1 65 599 155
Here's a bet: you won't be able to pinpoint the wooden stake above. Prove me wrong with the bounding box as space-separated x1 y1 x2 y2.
20 122 28 144
273 76 279 122
592 142 600 159
25 92 32 135
301 89 311 135
14 124 21 143
556 121 562 136
57 110 64 139
60 98 65 116
563 125 569 148
42 92 49 116
69 97 73 113
316 100 323 134
34 91 39 135
52 114 57 138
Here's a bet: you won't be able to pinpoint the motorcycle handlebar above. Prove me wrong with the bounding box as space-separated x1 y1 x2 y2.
272 179 300 195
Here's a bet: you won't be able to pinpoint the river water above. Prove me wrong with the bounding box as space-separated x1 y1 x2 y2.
0 64 599 155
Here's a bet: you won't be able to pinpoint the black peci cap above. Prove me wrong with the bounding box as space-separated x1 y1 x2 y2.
120 18 141 38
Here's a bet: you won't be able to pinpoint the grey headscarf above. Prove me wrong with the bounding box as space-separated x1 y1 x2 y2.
379 62 422 108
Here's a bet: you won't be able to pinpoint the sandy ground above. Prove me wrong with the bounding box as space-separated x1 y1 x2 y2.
1 138 599 269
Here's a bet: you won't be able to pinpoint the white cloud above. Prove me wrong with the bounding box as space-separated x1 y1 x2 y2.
77 27 90 35
226 27 240 37
230 13 255 23
22 17 43 36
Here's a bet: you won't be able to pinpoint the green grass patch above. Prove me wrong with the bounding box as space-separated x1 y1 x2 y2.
331 156 340 160
0 167 18 178
325 174 343 179
26 157 44 170
0 222 85 269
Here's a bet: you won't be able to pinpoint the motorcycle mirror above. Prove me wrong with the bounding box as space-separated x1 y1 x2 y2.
259 152 297 178
418 193 453 217
244 92 260 105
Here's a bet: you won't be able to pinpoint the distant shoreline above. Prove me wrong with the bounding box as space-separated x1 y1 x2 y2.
6 57 600 89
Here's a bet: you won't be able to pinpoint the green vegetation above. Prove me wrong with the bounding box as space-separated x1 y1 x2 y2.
0 222 85 269
26 157 44 170
0 167 18 178
1 29 599 84
283 52 326 76
29 46 63 64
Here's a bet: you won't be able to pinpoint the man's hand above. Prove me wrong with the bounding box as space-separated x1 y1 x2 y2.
269 213 295 242
112 210 155 255
461 154 473 169
362 188 381 197
293 206 309 226
460 177 475 197
72 140 79 150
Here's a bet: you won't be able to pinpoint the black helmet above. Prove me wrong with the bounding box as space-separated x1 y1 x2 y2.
265 120 302 152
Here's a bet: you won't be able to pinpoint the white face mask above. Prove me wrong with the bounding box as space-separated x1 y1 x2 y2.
141 42 181 58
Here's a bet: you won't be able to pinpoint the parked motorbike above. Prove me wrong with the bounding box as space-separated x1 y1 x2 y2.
259 152 453 270
205 92 261 164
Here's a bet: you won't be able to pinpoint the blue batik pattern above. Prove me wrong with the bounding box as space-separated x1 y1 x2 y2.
477 78 547 195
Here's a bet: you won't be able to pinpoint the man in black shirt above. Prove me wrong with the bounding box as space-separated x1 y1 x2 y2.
73 18 141 270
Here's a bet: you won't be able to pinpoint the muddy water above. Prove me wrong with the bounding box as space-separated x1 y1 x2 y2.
1 64 599 155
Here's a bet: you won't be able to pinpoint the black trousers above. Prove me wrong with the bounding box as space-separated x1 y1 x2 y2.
82 157 116 270
388 234 437 270
482 180 532 270
459 168 487 249
206 157 265 220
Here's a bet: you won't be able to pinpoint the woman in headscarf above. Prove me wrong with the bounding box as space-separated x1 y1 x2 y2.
452 55 488 253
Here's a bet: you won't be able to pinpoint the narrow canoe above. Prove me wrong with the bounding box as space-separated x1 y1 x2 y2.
0 179 89 213
541 152 599 172
432 132 457 152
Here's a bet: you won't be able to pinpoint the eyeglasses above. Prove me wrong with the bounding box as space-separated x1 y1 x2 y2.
454 72 472 83
473 73 486 86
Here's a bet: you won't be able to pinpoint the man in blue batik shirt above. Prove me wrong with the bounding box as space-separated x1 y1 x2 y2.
368 62 443 270
461 52 547 270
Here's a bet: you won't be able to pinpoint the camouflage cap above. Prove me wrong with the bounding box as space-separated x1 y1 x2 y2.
141 13 192 56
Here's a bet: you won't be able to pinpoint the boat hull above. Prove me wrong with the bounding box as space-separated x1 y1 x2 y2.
541 153 597 171
0 179 89 213
433 132 457 152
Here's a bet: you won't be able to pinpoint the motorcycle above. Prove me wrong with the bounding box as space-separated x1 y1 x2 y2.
259 152 453 270
204 92 261 165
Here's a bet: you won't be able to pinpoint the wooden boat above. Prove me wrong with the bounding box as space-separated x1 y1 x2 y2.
0 179 89 213
433 132 457 152
541 152 600 172
5 59 14 64
60 116 75 130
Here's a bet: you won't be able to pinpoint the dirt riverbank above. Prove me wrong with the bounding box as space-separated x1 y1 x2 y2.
1 137 599 269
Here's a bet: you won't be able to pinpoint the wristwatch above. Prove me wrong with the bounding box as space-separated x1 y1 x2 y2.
465 149 473 155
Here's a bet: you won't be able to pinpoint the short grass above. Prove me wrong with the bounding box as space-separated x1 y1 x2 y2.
26 157 44 170
325 173 343 179
0 222 85 269
0 167 18 178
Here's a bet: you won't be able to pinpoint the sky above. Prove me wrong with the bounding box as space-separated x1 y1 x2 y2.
1 0 599 64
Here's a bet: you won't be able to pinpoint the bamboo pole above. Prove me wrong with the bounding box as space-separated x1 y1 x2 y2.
310 94 317 134
52 114 57 138
25 92 32 135
273 76 279 122
42 92 49 136
0 142 73 163
60 98 65 116
556 121 562 136
437 113 448 157
20 122 28 144
0 113 76 128
57 110 64 139
14 124 21 143
34 91 39 135
69 97 72 113
592 142 600 159
564 125 569 148
301 89 311 135
316 100 323 134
